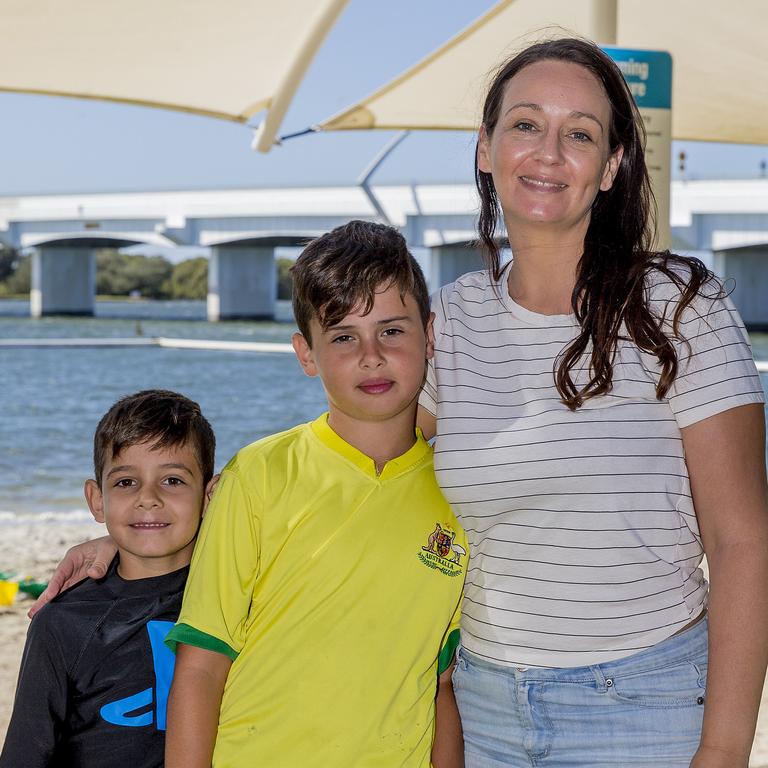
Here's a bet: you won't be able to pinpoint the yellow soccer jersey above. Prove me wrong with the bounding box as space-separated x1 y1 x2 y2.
166 414 467 768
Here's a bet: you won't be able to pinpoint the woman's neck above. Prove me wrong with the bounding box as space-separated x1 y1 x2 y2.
506 226 585 315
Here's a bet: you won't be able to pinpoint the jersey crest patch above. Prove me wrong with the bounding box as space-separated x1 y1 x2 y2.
419 523 465 577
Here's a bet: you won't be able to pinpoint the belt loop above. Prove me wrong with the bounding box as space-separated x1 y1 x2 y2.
591 665 610 692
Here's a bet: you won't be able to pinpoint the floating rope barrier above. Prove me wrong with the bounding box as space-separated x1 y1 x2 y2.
0 337 294 353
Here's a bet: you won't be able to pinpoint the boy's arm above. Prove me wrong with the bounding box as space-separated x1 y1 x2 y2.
29 536 117 617
0 612 68 767
431 663 463 768
165 643 232 768
29 478 219 617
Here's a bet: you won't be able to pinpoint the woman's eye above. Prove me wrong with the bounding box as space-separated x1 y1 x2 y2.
513 121 537 132
570 130 592 142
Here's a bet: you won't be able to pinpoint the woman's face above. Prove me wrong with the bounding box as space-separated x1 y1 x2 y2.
478 59 623 238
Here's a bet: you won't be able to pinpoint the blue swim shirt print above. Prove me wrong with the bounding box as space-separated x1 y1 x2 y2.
99 620 176 730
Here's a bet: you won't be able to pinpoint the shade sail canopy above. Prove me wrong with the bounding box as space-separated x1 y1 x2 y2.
0 0 348 152
619 1 766 144
318 0 768 145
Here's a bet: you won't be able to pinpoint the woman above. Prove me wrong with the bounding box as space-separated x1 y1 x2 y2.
34 37 767 768
416 39 768 767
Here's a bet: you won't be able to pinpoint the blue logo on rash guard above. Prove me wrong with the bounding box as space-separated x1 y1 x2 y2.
99 620 176 730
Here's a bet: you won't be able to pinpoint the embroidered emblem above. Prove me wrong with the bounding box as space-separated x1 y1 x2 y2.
419 523 465 576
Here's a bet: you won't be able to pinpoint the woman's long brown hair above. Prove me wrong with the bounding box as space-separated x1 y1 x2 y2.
476 38 717 409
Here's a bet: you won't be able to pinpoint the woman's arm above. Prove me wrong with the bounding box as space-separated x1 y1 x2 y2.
684 403 768 768
165 643 231 768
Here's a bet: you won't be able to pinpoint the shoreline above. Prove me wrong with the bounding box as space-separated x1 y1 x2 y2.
0 519 767 765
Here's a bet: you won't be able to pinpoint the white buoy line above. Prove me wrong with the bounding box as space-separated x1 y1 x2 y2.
0 337 294 353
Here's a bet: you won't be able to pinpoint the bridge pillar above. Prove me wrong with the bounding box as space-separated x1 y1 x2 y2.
30 245 95 317
207 244 276 321
430 243 484 290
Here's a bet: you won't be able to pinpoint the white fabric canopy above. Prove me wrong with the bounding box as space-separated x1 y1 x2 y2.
0 0 348 152
318 0 768 145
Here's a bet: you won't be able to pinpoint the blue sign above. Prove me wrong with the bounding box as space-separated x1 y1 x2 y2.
602 47 672 110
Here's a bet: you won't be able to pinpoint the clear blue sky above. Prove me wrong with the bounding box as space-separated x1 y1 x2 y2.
0 0 765 196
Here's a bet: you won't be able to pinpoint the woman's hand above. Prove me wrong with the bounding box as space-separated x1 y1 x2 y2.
690 744 749 767
28 535 117 617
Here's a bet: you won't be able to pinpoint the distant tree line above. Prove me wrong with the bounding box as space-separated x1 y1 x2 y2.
0 248 30 296
0 248 295 301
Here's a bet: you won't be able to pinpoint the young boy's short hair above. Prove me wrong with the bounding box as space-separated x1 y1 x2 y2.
291 220 430 343
93 389 215 486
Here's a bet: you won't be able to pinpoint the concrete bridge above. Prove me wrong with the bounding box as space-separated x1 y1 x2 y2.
3 180 768 324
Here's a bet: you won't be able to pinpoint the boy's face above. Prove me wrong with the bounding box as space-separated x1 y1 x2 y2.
84 440 205 580
292 282 434 435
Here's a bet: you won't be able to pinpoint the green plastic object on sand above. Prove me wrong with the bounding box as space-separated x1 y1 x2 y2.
0 572 48 598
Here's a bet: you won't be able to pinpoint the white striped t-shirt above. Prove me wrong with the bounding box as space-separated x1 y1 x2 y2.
421 267 765 668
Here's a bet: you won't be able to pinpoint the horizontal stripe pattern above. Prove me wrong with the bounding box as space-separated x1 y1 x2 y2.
421 268 764 668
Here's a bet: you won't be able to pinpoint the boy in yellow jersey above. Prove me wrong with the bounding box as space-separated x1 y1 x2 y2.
164 221 467 768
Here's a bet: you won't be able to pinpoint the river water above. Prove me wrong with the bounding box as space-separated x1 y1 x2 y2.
0 299 326 518
2 299 767 520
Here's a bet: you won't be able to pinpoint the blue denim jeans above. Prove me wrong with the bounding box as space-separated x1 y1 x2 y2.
453 617 707 767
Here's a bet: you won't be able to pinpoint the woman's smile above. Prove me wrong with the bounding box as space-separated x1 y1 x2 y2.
478 59 622 237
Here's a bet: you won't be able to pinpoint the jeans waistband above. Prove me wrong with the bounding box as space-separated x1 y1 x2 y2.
459 615 708 683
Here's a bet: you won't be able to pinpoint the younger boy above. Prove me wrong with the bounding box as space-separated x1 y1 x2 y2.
165 221 467 767
1 390 215 768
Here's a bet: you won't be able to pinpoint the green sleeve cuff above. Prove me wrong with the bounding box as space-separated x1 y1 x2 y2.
165 622 239 662
437 628 460 675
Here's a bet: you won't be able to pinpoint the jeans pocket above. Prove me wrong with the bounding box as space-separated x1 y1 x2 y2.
607 660 706 709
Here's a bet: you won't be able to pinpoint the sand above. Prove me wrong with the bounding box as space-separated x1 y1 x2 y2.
0 520 767 765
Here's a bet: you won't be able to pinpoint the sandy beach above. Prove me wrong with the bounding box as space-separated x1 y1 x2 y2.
0 520 767 764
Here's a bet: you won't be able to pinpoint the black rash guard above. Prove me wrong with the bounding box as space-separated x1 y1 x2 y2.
0 557 187 768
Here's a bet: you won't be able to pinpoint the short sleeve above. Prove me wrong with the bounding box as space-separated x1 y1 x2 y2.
0 610 68 767
437 595 462 675
166 466 261 659
659 285 765 428
419 286 451 417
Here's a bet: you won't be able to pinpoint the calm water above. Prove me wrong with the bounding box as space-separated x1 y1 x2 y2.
1 299 326 517
2 299 767 519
